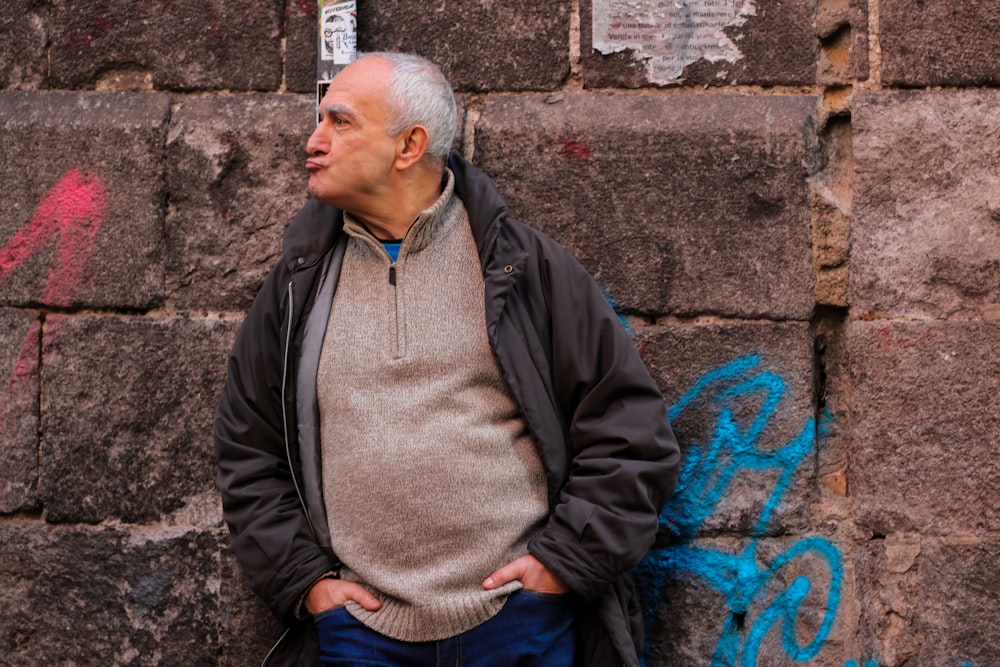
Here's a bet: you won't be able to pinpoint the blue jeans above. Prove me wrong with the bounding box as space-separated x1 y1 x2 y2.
314 590 576 667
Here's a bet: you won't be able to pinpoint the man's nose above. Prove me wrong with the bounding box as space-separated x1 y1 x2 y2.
306 125 327 156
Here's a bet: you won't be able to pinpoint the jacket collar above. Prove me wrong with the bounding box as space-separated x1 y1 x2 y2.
447 153 509 266
282 198 343 273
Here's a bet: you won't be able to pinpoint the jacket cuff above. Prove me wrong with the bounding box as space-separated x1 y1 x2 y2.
293 569 341 619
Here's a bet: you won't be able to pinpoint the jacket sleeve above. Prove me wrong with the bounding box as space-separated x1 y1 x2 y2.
214 263 336 623
524 237 681 600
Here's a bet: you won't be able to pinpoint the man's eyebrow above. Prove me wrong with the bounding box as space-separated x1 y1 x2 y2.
319 103 356 120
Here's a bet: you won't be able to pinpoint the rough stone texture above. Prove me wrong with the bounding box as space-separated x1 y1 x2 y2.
0 0 48 89
812 311 853 519
636 536 739 665
218 547 284 666
853 91 1000 319
356 0 570 92
0 309 40 513
0 91 170 310
638 535 851 666
634 321 816 537
0 522 222 665
855 535 1000 667
475 94 816 319
848 0 870 81
581 0 819 88
39 315 237 524
285 0 571 95
917 538 1000 665
166 94 313 311
847 321 1000 536
0 1 998 664
881 1 1000 87
284 0 319 94
816 0 869 84
48 0 284 92
811 116 853 308
854 536 923 666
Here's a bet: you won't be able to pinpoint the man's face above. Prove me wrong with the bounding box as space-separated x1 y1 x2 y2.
306 58 399 212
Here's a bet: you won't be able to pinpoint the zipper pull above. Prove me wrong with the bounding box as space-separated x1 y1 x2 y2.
389 264 396 285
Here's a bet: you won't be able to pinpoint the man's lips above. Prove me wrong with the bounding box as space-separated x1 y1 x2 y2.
305 159 323 172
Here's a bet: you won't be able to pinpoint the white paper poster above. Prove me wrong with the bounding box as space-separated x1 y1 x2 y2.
593 0 756 83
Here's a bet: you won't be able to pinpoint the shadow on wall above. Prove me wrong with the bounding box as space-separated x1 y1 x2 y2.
634 354 976 667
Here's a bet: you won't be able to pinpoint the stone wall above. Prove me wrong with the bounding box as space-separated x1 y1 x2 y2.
1 1 998 665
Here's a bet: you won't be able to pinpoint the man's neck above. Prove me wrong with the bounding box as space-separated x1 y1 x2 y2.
350 163 446 240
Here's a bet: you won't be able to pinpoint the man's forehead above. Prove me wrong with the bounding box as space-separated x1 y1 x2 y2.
319 60 391 116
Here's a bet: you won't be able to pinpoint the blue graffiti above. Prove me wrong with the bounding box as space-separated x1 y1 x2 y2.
637 354 843 666
660 354 815 539
636 355 980 666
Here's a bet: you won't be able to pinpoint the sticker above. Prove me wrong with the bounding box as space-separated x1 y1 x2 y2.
593 0 756 84
320 0 357 65
316 80 332 124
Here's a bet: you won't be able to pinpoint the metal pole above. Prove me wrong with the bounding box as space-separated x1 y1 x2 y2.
316 0 357 123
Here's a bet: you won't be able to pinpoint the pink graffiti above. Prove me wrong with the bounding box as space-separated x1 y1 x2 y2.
0 170 108 436
560 136 592 161
67 4 113 49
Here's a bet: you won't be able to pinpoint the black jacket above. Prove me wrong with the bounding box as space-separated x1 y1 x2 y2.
215 154 680 666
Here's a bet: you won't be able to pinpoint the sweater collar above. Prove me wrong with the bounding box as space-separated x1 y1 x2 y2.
342 168 457 258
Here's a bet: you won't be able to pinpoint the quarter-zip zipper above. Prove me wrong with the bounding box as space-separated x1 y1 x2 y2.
384 249 403 359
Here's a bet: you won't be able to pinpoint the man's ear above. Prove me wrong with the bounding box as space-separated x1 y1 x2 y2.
395 125 430 170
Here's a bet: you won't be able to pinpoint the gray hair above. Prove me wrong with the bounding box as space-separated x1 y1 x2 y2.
356 52 458 162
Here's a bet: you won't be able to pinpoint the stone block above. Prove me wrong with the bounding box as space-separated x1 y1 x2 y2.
638 535 850 665
917 538 1000 665
848 0 870 81
636 536 735 665
356 0 570 92
48 0 284 91
634 322 816 537
166 94 314 311
284 0 319 94
854 535 999 666
474 94 816 319
0 91 170 310
853 91 1000 319
218 546 283 666
0 521 223 665
854 536 922 665
847 321 1000 535
881 1 1000 87
0 308 40 513
39 315 237 524
817 0 870 83
0 0 48 89
582 0 819 88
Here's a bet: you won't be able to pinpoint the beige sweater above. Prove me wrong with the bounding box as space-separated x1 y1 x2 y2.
316 172 549 642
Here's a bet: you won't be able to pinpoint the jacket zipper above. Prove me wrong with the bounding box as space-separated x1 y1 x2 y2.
262 279 318 667
281 279 317 540
260 626 290 667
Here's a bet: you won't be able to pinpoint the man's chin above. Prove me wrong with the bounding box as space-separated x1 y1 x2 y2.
307 184 335 205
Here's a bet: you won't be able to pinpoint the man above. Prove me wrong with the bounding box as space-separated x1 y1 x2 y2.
215 52 680 666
